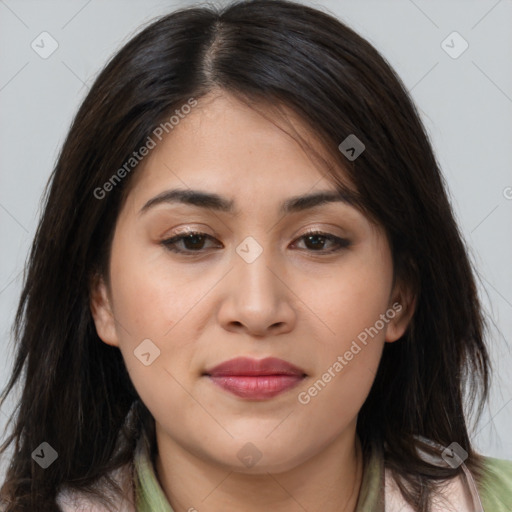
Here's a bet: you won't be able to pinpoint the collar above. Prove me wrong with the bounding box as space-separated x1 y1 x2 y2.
134 430 174 511
133 432 385 512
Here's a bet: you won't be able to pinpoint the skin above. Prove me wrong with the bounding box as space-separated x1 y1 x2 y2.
90 90 415 512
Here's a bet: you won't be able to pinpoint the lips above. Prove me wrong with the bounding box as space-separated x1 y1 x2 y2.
203 356 307 400
205 356 306 377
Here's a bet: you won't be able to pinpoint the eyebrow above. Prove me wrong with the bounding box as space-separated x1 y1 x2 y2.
138 188 357 217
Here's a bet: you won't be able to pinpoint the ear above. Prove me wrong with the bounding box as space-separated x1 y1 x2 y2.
385 277 417 343
89 272 120 347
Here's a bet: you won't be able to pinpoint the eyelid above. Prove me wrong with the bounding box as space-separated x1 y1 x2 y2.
166 225 215 236
160 227 351 256
293 229 351 252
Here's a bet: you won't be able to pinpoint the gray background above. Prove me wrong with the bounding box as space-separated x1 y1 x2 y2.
1 0 511 478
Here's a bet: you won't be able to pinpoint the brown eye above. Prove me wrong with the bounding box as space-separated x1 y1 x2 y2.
161 232 221 253
161 230 350 256
293 231 351 252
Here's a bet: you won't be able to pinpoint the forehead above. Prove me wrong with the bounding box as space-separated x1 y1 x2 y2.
126 91 352 200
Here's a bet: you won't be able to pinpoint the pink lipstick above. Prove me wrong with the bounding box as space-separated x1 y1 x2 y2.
204 356 306 400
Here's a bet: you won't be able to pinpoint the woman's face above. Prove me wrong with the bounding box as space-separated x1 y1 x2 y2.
91 91 413 473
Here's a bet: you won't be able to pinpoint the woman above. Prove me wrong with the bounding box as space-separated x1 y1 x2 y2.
1 0 511 510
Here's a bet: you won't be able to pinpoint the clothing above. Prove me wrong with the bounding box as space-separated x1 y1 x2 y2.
57 432 512 511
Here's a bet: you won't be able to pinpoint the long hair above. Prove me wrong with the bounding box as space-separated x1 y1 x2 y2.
0 1 490 510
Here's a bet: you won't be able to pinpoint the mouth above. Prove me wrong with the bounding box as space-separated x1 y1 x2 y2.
203 356 307 400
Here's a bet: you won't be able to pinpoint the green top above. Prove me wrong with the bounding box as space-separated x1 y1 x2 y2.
133 433 512 511
479 456 512 510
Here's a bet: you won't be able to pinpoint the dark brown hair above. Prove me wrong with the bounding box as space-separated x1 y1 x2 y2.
0 1 490 510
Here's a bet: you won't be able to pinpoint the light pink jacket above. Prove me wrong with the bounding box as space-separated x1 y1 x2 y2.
56 464 137 512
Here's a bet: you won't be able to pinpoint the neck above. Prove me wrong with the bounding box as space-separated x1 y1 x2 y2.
154 422 364 512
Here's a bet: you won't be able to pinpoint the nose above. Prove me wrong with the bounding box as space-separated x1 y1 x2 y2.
216 240 296 337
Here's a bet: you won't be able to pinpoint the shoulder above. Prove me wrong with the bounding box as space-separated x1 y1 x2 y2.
384 467 475 512
478 456 512 511
56 463 136 512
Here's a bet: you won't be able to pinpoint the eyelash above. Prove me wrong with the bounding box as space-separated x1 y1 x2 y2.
160 229 351 256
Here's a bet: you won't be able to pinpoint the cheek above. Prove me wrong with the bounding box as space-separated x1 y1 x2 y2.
109 251 199 423
297 245 392 416
297 294 388 439
108 233 200 339
314 252 393 348
107 235 210 391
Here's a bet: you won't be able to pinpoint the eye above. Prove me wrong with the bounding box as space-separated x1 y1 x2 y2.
160 229 351 255
161 231 221 253
292 230 351 253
